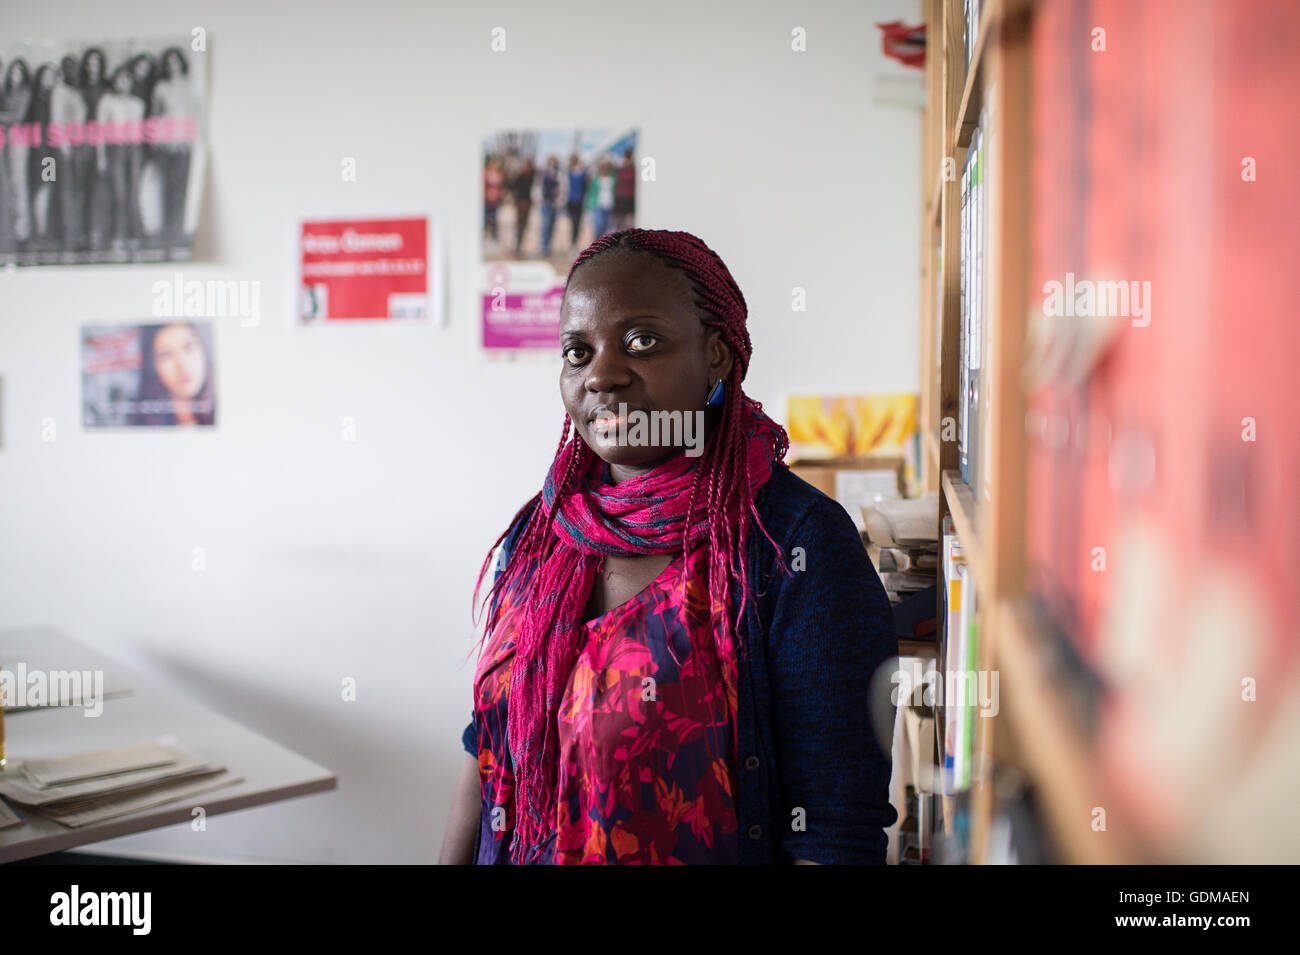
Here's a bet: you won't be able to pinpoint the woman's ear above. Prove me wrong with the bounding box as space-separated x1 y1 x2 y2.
707 329 734 383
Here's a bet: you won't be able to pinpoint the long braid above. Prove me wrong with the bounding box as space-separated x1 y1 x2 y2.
474 414 585 640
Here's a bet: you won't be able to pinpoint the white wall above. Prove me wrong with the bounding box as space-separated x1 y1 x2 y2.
0 0 920 862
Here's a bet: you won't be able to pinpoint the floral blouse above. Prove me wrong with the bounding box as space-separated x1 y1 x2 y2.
471 543 741 864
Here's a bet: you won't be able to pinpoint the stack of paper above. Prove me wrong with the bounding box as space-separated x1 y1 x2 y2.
861 491 940 547
862 493 941 613
0 740 242 828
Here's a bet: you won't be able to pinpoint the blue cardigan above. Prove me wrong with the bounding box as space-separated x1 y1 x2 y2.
462 464 898 864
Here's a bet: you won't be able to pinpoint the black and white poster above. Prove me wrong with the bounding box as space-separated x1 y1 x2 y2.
0 36 208 266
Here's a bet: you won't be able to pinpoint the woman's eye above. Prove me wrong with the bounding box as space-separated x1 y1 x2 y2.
562 346 588 365
627 334 657 352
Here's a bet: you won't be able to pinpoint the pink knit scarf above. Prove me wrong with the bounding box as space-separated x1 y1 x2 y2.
501 398 786 863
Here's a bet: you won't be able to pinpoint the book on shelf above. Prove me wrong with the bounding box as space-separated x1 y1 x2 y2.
940 517 960 788
970 117 984 494
964 0 970 67
934 245 943 382
964 0 982 69
957 109 989 493
976 104 993 506
959 139 970 483
962 571 979 793
940 515 979 794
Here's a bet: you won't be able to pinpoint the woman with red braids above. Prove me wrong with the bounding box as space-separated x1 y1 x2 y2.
441 228 898 865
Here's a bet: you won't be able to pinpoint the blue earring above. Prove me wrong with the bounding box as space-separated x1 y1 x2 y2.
706 378 725 407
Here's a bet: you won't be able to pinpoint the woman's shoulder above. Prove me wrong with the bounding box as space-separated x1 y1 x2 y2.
754 463 854 543
749 464 878 602
750 465 894 649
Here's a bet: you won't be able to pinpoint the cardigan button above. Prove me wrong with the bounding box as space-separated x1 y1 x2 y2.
748 824 763 840
744 754 760 771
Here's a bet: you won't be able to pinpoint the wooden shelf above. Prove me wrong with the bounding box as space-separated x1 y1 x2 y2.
994 601 1150 864
952 0 999 149
927 162 945 226
919 0 1040 866
940 469 990 584
925 430 942 475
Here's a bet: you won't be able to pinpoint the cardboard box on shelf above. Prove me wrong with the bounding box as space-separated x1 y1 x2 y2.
788 455 907 531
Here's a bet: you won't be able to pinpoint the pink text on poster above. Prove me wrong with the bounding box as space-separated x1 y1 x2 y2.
481 285 565 349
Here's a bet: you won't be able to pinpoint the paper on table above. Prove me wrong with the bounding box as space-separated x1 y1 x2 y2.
21 741 180 787
0 797 22 829
39 770 244 828
861 491 942 546
35 767 229 814
0 751 219 806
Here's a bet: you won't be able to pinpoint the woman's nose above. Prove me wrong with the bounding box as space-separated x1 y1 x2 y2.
584 347 632 393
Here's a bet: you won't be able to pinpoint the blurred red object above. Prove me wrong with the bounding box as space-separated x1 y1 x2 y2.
1026 0 1300 862
876 20 927 68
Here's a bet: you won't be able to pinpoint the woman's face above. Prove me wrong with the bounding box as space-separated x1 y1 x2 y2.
85 52 102 83
133 57 151 81
113 70 131 93
165 52 183 77
153 324 206 399
559 254 732 475
38 66 56 92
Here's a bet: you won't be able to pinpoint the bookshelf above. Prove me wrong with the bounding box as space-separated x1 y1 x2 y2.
919 0 1300 867
918 0 1141 863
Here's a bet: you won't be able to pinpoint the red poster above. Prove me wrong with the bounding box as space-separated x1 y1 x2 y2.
298 216 431 323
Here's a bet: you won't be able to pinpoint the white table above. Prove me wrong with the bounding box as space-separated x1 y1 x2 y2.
0 626 337 863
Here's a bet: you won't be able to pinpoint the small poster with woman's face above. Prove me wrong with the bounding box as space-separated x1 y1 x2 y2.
81 320 216 427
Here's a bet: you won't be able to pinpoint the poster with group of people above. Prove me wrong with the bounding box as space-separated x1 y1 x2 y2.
0 36 207 266
481 127 638 350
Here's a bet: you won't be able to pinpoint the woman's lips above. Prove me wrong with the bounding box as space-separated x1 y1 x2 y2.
589 406 635 428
